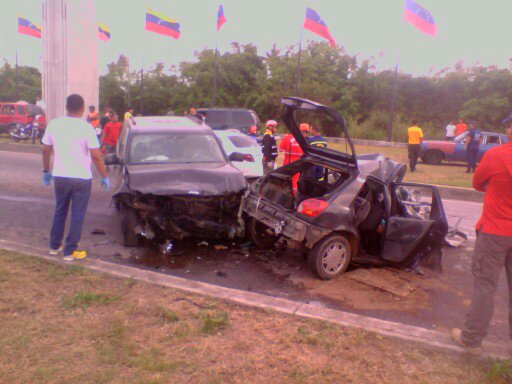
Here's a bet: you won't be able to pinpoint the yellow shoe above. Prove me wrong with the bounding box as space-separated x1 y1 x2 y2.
63 250 87 262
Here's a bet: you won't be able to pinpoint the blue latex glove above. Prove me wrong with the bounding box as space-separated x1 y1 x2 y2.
101 177 110 192
42 171 52 186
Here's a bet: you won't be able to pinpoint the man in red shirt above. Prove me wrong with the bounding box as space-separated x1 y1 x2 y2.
454 118 467 137
279 123 309 195
451 122 512 356
100 112 122 170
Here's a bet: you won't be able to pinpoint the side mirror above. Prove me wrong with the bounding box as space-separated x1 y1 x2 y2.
228 152 245 162
104 153 121 165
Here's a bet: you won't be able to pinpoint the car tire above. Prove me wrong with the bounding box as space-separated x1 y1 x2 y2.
308 234 351 280
119 204 140 247
246 217 278 249
424 150 444 165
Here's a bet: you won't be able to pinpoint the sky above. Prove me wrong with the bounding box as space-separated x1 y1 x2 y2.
0 0 511 76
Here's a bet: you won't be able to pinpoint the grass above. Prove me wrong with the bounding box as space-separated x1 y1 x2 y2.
299 143 474 188
0 248 505 383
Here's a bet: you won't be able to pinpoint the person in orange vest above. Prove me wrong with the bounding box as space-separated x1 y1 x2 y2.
279 123 310 194
455 118 467 137
87 106 101 141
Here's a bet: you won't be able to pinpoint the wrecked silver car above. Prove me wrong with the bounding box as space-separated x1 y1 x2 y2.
107 116 248 246
242 97 449 280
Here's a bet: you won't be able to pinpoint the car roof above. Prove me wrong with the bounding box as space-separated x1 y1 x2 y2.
213 129 246 136
197 108 256 112
129 116 213 134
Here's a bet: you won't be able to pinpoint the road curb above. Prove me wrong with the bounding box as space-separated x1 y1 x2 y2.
434 184 484 203
0 238 505 360
0 141 41 154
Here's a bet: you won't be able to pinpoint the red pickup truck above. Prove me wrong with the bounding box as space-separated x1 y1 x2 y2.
0 102 45 134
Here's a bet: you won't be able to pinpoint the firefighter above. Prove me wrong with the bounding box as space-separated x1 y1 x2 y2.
262 120 278 174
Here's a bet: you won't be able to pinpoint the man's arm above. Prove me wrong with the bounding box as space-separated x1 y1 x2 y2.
90 149 107 178
473 152 494 191
42 145 53 171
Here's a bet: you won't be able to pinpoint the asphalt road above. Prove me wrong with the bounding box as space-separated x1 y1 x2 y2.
1 149 509 352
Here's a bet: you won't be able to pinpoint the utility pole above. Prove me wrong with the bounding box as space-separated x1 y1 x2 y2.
294 25 303 95
386 61 399 142
139 58 144 115
212 45 218 105
15 49 20 100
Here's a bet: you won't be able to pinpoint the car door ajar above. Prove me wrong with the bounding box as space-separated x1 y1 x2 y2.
381 183 448 271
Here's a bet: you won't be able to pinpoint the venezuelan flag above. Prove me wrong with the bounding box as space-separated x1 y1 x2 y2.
145 8 180 39
217 5 227 31
303 7 335 47
18 17 41 39
98 24 111 41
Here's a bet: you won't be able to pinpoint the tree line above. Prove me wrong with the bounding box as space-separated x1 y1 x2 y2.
2 41 511 140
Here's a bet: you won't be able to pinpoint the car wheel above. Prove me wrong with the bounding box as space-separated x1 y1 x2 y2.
308 234 351 280
246 217 278 249
424 150 444 165
119 204 140 247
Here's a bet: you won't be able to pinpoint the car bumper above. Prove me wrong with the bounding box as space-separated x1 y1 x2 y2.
242 194 332 248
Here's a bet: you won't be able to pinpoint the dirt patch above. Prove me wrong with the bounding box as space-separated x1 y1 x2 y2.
0 249 494 384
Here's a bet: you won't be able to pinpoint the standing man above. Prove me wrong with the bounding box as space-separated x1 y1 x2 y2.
262 120 278 174
455 118 467 137
407 120 423 173
445 120 456 141
86 106 101 141
465 121 482 174
451 121 512 356
187 106 203 121
279 123 309 194
42 94 110 261
124 107 137 126
308 124 328 180
101 112 122 171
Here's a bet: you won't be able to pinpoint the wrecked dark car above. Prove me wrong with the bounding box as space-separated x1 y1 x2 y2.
107 116 248 247
242 97 449 280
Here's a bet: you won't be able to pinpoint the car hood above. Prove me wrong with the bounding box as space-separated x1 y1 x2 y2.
280 97 357 168
125 162 247 196
357 153 406 183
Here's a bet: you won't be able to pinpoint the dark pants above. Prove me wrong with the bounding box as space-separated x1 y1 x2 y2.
263 159 275 175
467 147 479 172
50 177 92 256
408 144 421 172
462 232 512 347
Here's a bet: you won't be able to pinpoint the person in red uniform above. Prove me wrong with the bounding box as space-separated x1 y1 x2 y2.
451 121 512 356
100 112 122 170
279 123 310 195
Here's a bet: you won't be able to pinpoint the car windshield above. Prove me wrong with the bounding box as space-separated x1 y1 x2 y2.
232 111 256 125
129 132 226 164
228 134 259 148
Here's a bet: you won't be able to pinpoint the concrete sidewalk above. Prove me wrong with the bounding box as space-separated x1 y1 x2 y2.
0 238 505 360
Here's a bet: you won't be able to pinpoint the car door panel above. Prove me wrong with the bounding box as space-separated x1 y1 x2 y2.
382 182 448 269
381 217 435 262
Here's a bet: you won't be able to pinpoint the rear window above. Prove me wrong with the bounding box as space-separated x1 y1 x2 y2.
232 111 256 125
205 111 229 127
228 135 259 148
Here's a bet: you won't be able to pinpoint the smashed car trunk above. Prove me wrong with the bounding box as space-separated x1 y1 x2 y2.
115 192 244 241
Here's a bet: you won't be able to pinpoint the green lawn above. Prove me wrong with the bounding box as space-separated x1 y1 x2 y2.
0 249 501 384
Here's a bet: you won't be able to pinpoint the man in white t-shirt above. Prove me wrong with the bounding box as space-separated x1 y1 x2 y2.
445 120 456 141
42 94 110 261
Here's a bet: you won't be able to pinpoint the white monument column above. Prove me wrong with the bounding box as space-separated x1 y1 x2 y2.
42 0 98 122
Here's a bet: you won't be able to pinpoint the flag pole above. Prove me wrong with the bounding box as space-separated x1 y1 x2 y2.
213 42 218 106
139 57 144 116
15 48 20 101
386 58 399 142
294 24 303 95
